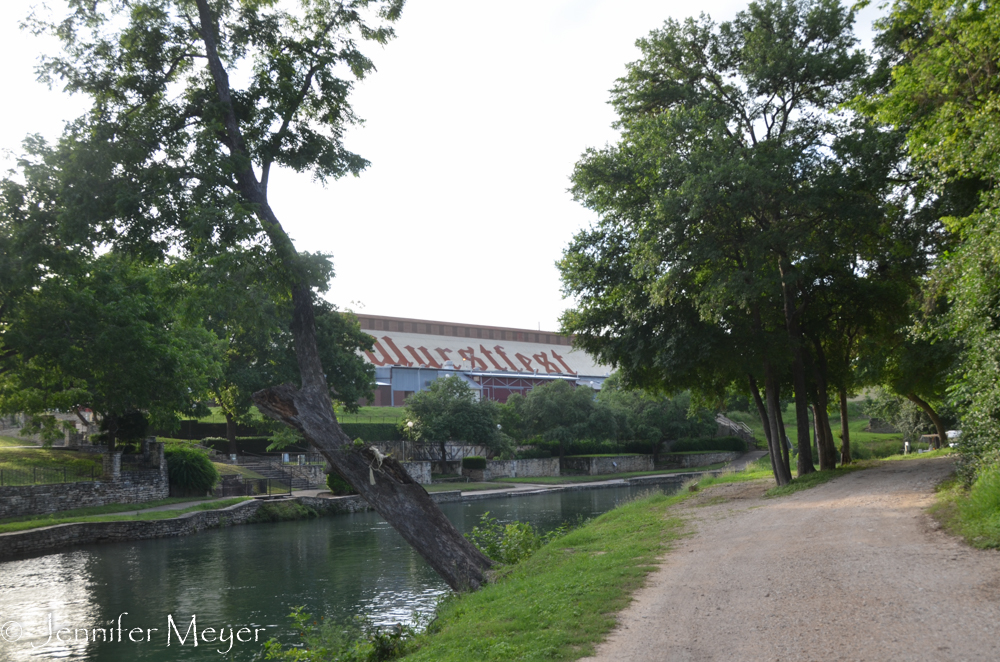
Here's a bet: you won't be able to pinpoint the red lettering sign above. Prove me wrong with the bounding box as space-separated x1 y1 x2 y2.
515 353 534 371
458 347 488 371
550 350 577 375
532 351 561 374
479 345 506 371
493 345 521 371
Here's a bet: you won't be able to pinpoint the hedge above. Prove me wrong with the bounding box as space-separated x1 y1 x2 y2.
164 446 220 493
462 456 487 470
669 436 746 453
340 422 401 442
200 436 310 455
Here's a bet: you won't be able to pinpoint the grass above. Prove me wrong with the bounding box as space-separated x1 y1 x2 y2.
188 405 407 425
0 448 104 484
564 453 641 458
402 490 687 661
0 435 33 447
930 464 1000 549
495 464 729 485
0 497 250 534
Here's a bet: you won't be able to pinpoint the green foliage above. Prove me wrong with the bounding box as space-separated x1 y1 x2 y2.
670 436 747 453
462 456 487 471
870 0 1000 481
164 447 220 494
259 607 416 662
402 376 502 450
464 512 566 567
861 388 934 443
932 466 1000 549
0 254 222 449
327 472 358 496
502 381 612 457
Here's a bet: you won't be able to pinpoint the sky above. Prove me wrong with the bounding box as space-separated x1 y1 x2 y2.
0 0 884 333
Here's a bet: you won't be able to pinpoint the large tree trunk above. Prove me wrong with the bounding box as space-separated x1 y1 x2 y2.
763 365 792 485
254 289 493 591
225 412 238 456
906 392 946 449
749 374 779 479
193 0 493 592
839 388 852 464
777 259 815 476
809 338 838 470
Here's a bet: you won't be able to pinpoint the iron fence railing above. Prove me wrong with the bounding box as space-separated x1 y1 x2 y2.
214 475 294 498
0 465 100 487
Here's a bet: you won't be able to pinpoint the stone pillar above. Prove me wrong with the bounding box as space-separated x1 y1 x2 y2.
102 451 122 481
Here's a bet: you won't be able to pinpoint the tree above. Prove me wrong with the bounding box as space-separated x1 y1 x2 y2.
869 0 1000 479
561 0 899 484
0 253 222 449
190 252 374 453
401 376 503 462
507 380 606 460
23 0 491 589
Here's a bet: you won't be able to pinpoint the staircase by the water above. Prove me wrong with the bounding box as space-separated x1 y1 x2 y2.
237 459 319 491
716 414 759 448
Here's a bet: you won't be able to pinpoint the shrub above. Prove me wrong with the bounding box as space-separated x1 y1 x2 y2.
259 607 416 662
462 456 487 470
464 512 566 565
164 446 219 494
515 448 552 459
326 471 359 496
669 436 746 453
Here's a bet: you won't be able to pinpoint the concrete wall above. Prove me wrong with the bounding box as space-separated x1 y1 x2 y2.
0 444 169 520
660 451 740 469
561 454 654 476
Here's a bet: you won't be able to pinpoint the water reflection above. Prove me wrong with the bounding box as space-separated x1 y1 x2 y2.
0 484 674 661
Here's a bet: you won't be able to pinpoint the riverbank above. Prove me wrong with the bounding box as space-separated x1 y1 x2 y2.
0 464 732 561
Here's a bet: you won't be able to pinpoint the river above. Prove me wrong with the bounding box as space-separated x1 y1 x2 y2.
0 484 677 661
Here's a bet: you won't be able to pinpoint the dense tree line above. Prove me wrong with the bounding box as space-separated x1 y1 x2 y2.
560 0 997 487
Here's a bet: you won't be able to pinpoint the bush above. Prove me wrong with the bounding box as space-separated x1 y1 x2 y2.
464 512 566 565
164 446 219 494
462 456 487 470
669 436 746 453
342 422 401 442
259 607 416 662
515 448 552 459
327 471 358 496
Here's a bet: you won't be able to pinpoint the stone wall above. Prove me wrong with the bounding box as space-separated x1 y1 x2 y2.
659 451 741 469
401 461 431 485
462 457 560 481
561 454 653 476
0 444 169 520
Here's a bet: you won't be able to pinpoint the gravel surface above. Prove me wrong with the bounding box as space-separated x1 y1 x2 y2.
583 456 1000 662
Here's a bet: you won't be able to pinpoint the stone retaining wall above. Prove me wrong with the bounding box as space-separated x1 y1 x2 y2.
561 454 654 476
0 444 168 519
462 457 560 481
659 451 741 469
401 461 431 485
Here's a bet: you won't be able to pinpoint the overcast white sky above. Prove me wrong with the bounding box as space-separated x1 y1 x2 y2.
0 1 883 332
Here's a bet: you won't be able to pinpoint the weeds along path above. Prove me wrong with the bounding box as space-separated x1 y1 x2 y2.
583 456 1000 662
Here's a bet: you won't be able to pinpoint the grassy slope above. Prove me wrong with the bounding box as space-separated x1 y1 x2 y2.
0 448 103 473
190 405 406 425
404 455 906 661
403 490 687 662
0 435 33 447
0 497 250 534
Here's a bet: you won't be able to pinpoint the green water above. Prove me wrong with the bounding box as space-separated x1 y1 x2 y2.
0 484 676 660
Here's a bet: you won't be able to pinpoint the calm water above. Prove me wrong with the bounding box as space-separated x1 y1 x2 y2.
0 484 675 661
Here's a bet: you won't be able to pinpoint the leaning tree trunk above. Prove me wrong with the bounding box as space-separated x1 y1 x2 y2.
192 0 492 591
762 366 792 485
906 393 946 449
254 288 493 591
750 374 779 480
839 388 852 464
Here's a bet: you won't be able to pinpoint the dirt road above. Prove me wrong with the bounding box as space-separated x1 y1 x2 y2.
583 457 1000 662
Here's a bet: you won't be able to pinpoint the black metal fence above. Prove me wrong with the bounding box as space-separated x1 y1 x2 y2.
214 475 293 498
0 465 100 486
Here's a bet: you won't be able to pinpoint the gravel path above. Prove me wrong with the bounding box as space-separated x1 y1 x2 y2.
583 456 1000 662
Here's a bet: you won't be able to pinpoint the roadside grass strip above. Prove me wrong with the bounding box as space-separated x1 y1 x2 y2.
931 463 1000 549
0 497 250 534
402 490 687 662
